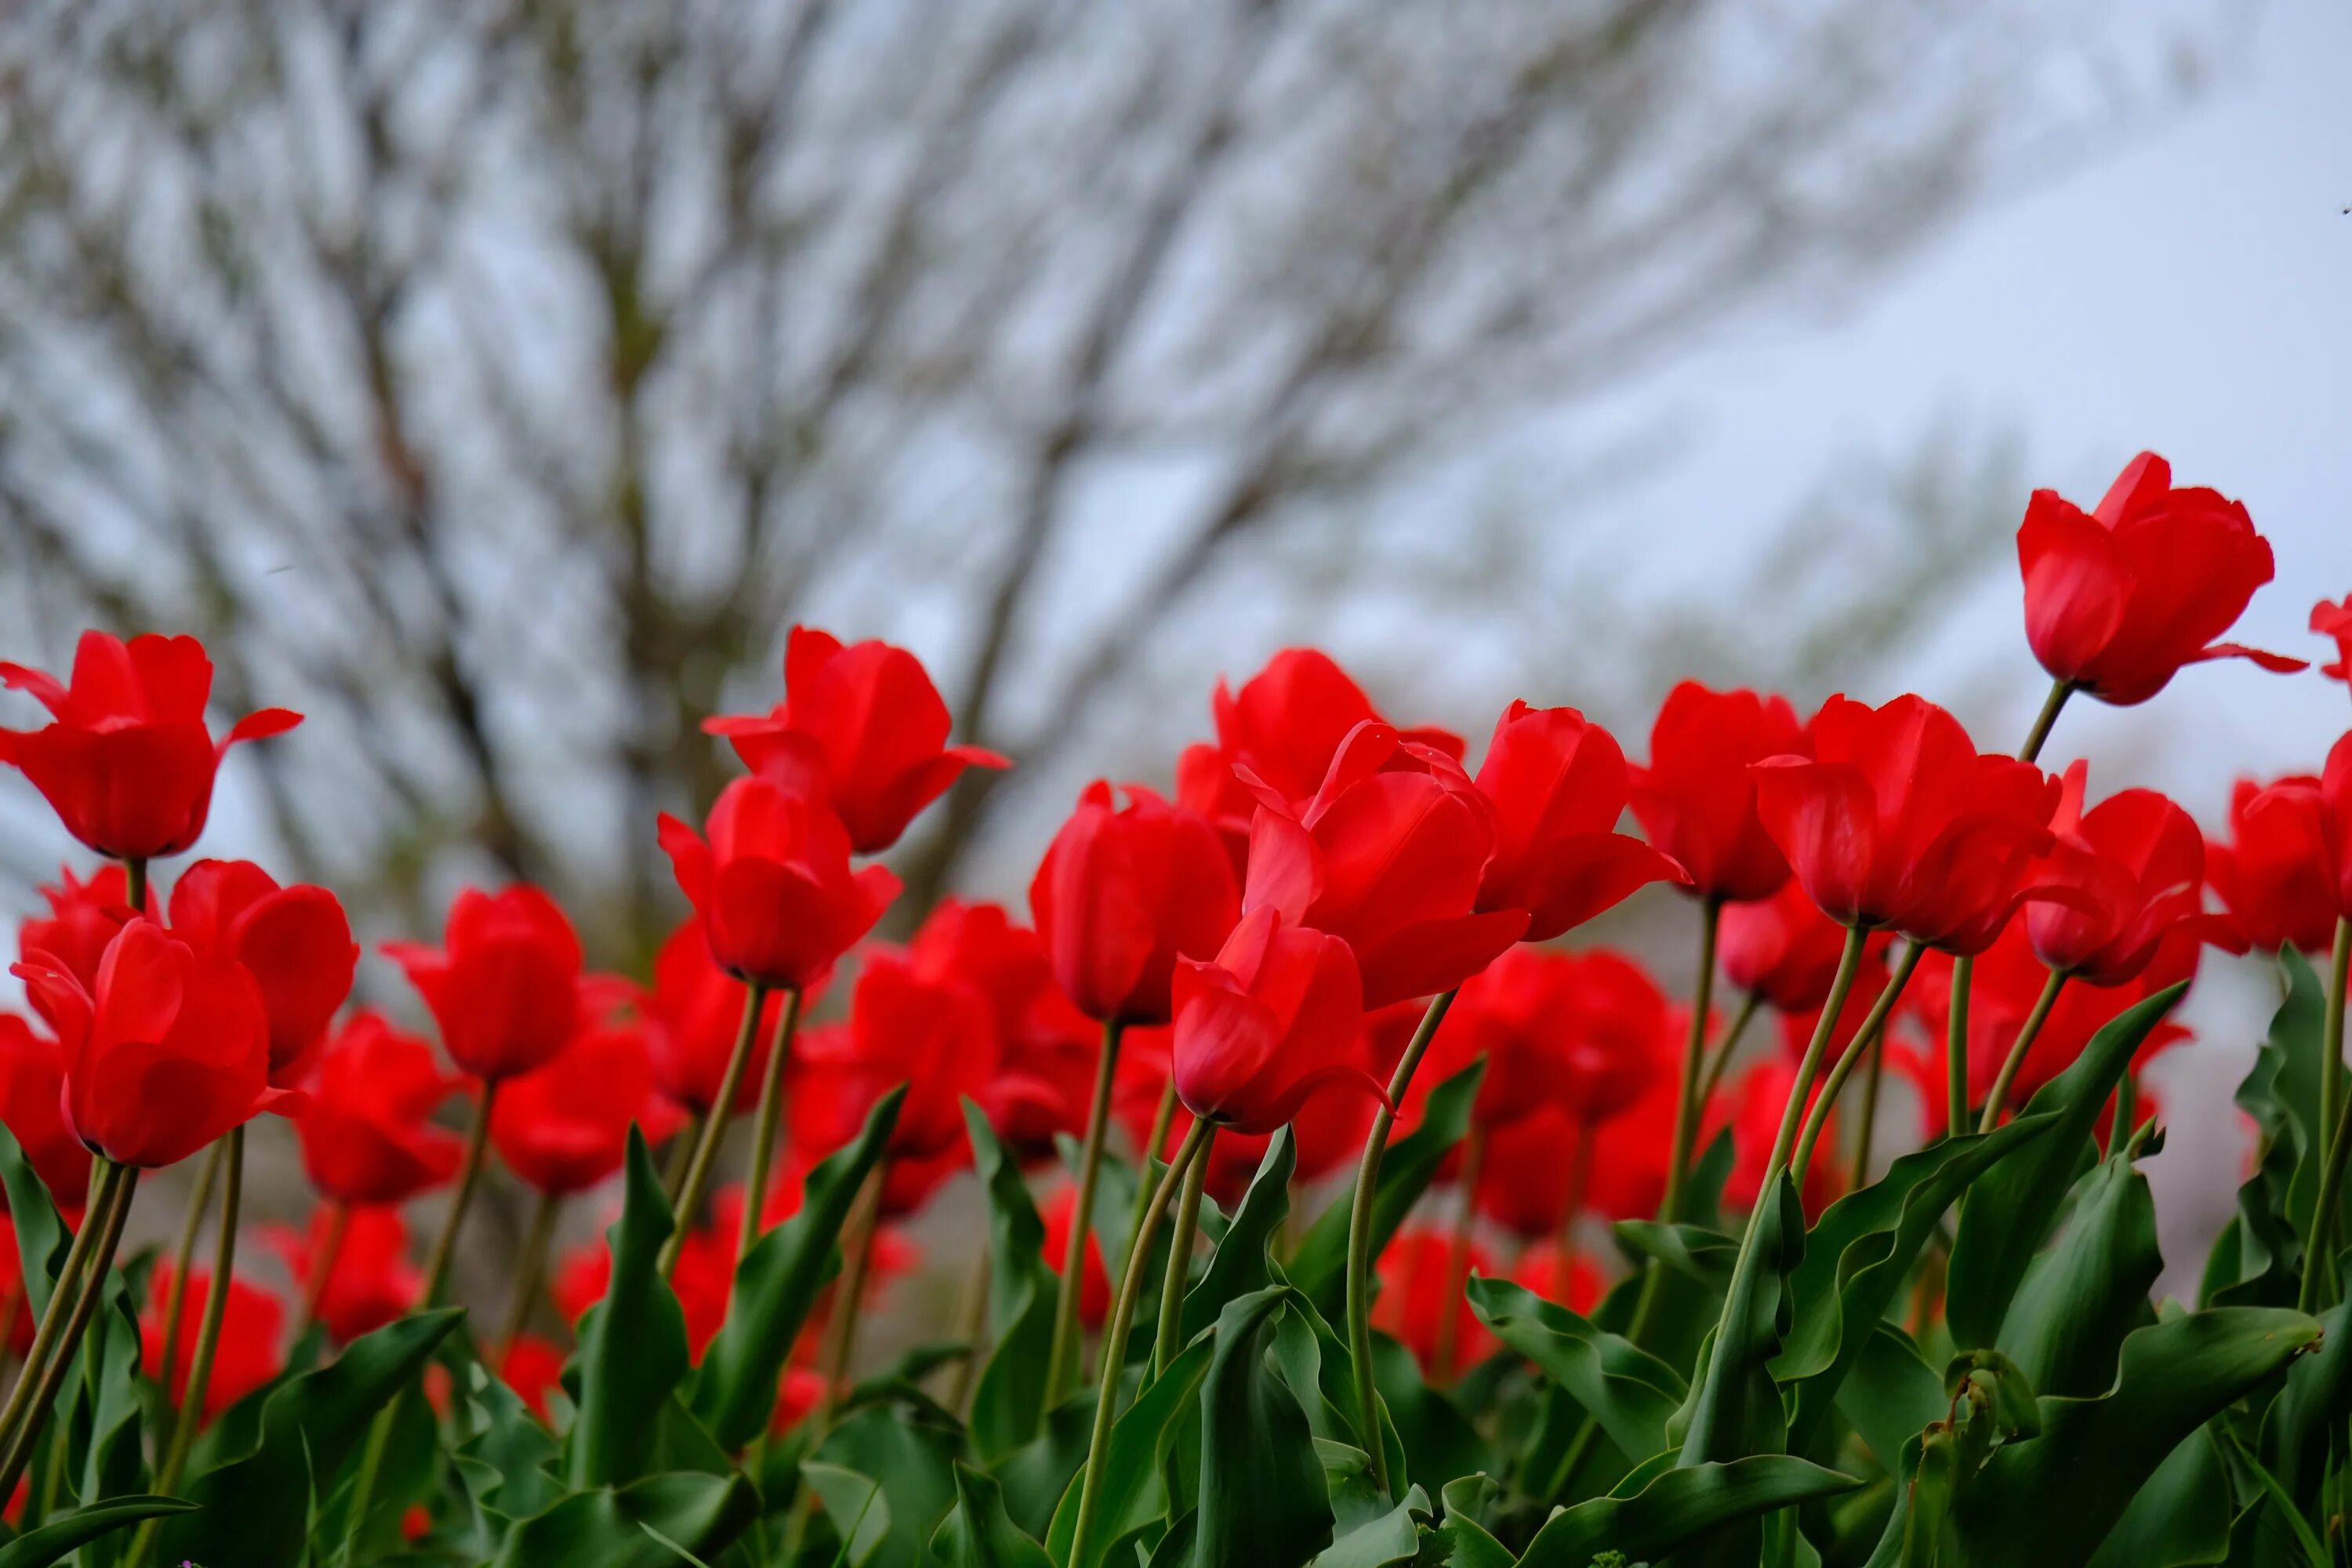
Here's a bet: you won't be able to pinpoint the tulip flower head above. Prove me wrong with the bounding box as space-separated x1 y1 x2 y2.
1719 880 1866 1014
2018 452 2304 706
1510 1242 1604 1315
2205 760 2349 955
385 886 585 1082
1372 1226 1494 1374
1170 906 1377 1134
19 864 131 992
261 1204 421 1345
142 1262 285 1422
2314 595 2352 688
0 1014 93 1218
1209 648 1466 809
491 1005 684 1196
1039 1180 1111 1329
500 1335 567 1421
658 776 899 993
0 630 302 860
797 946 1004 1162
702 625 1007 854
1629 681 1804 903
644 919 792 1116
296 1011 463 1206
1417 946 1666 1134
167 858 357 1085
909 899 1098 1156
2024 763 2246 985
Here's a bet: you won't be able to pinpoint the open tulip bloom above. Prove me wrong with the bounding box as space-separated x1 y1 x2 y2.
0 504 2349 1568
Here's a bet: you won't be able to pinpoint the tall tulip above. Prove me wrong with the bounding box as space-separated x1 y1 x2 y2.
295 1011 463 1207
167 859 357 1085
17 864 130 993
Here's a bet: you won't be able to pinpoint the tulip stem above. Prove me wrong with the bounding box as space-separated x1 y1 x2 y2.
421 1080 499 1308
496 1190 562 1361
152 1124 243 1507
1977 969 2067 1134
782 1161 886 1556
662 1112 702 1202
0 1159 126 1461
1067 1118 1213 1568
1346 988 1457 1499
1047 1019 1124 1411
662 982 769 1276
1555 1126 1594 1270
1790 941 1926 1185
1945 955 1974 1141
2018 679 2074 766
299 1200 350 1335
1433 1123 1487 1385
1693 992 1762 1131
0 1160 135 1504
2296 918 2352 1316
1122 1078 1181 1280
1661 898 1724 1222
737 986 804 1270
154 1139 223 1399
122 855 148 914
945 1245 993 1420
2111 1070 2138 1151
1152 1123 1213 1379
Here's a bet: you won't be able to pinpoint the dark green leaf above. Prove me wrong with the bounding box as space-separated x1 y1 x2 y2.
1833 1324 1944 1475
1947 984 2185 1348
2201 960 2322 1308
1515 1455 1862 1566
1998 1142 2160 1399
803 1463 893 1566
1466 1278 1682 1465
1612 1220 1737 1290
1308 1479 1425 1567
1368 1334 1487 1500
1675 1169 1803 1465
1433 1475 1513 1568
0 1498 196 1568
991 1388 1094 1541
931 1463 1055 1568
1182 1129 1295 1345
2082 1425 2232 1568
815 1399 964 1568
693 1085 903 1449
0 1124 67 1321
489 1472 758 1567
1290 1060 1485 1317
1044 1339 1211 1568
2256 1268 2352 1549
1195 1287 1331 1568
964 1102 1058 1462
569 1127 690 1489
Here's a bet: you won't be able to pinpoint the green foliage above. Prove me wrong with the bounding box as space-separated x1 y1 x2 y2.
568 1129 691 1491
0 1498 195 1568
1290 1060 1486 1316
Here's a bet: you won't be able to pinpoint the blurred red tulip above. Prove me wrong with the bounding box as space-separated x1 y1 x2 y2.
2314 595 2352 686
2025 763 2246 985
0 631 301 860
385 887 584 1082
18 864 131 991
261 1204 419 1345
167 859 357 1085
1721 882 1882 1014
659 777 898 993
2206 759 2348 955
1509 1242 1603 1315
702 625 1006 855
499 1334 567 1421
1372 1225 1494 1374
773 1367 828 1435
1473 1083 1674 1243
1038 1180 1110 1330
15 919 296 1169
1414 947 1667 1134
555 1212 734 1363
644 919 793 1117
1031 782 1240 1026
296 1011 463 1206
1140 1070 1378 1209
2019 452 2302 706
1751 694 2061 953
1208 648 1464 811
1171 907 1375 1134
143 1262 285 1421
491 1007 685 1196
908 899 1097 1159
0 1014 92 1219
1629 682 1804 903
1715 1057 1840 1220
799 946 1003 1162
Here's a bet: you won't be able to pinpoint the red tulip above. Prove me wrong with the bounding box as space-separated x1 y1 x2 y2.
296 1011 463 1206
1241 723 1528 1007
1130 1057 1379 1210
166 859 356 1085
907 900 1096 1158
1170 906 1376 1134
1721 881 1870 1013
0 631 302 860
1174 743 1255 877
644 920 792 1116
1209 648 1465 811
18 864 131 992
1751 694 2062 953
1038 1181 1110 1330
2205 766 2346 955
774 1368 828 1435
1472 702 1689 943
658 777 898 993
491 1007 686 1196
2018 452 2304 706
2315 596 2352 687
0 1014 92 1219
1510 1242 1603 1316
798 946 1002 1162
555 1209 734 1363
142 1262 285 1421
499 1335 567 1421
1474 1097 1672 1240
260 1204 420 1345
1774 939 1896 1063
384 887 585 1082
2024 763 2246 985
1031 782 1240 1025
1414 947 1667 1133
14 918 296 1169
1716 1057 1840 1220
702 625 1007 855
1371 1225 1494 1374
1629 682 1804 902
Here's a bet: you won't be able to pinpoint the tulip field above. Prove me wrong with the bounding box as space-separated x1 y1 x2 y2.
0 448 2348 1566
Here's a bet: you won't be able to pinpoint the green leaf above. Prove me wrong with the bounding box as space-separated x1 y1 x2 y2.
150 1307 463 1567
1308 1481 1425 1568
804 1463 894 1566
568 1127 691 1489
1998 1142 2160 1399
1947 983 2186 1348
991 1388 1095 1541
490 1472 760 1567
1612 1220 1737 1290
1465 1278 1682 1465
1675 1169 1803 1465
1514 1455 1863 1566
1195 1287 1332 1568
815 1399 965 1567
2272 948 2339 1245
1833 1324 1944 1475
0 1498 197 1568
0 1125 67 1322
1182 1128 1295 1345
1290 1059 1485 1316
2202 960 2324 1308
1953 1308 2323 1566
964 1101 1059 1462
1432 1475 1513 1568
1044 1340 1212 1568
2083 1426 2233 1568
1369 1334 1487 1498
932 1462 1055 1568
693 1085 904 1450
2255 1272 2352 1548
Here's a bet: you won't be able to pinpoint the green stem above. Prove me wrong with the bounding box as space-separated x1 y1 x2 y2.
2018 678 2074 766
0 1160 125 1459
154 1140 223 1398
1433 1123 1486 1385
420 1080 499 1307
1789 940 1926 1185
1977 969 2067 1134
1661 897 1724 1223
662 1109 703 1203
153 1125 243 1497
945 1245 992 1420
2297 919 2352 1316
1152 1124 1213 1377
1946 954 1975 1141
299 1200 350 1336
661 980 769 1276
1346 988 1457 1499
1066 1118 1213 1568
0 1161 134 1503
1693 992 1762 1124
1849 1020 1893 1192
123 855 148 915
1046 1019 1125 1411
781 1161 887 1556
495 1190 562 1359
2111 1069 2138 1152
736 986 804 1269
1122 1079 1181 1278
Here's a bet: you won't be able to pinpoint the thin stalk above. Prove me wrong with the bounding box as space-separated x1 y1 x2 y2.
662 980 770 1275
1065 1119 1213 1568
299 1200 350 1334
945 1247 992 1420
1555 1126 1595 1266
1660 897 1723 1223
1789 940 1926 1185
2297 919 2352 1316
1045 1019 1125 1410
1433 1124 1487 1385
1346 988 1457 1499
736 986 804 1266
1152 1124 1214 1378
495 1190 562 1359
1977 969 2067 1133
1121 1079 1181 1280
1849 1024 1893 1192
0 1160 125 1458
123 856 148 915
781 1163 886 1557
662 1110 703 1203
2111 1070 2138 1152
1694 992 1762 1120
1946 955 1975 1140
154 1140 223 1397
0 1160 135 1501
152 1125 243 1498
2018 678 2074 766
420 1080 499 1307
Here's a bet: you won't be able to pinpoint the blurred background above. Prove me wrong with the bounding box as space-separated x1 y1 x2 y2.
0 0 2344 1305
